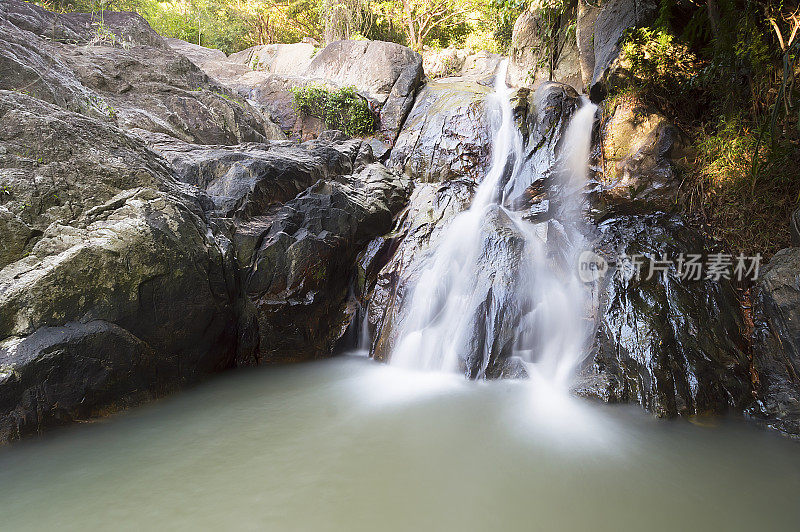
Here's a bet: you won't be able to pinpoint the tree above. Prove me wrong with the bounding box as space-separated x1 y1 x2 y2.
381 0 475 51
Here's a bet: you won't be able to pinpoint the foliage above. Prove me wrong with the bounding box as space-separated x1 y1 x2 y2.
617 27 702 120
614 0 800 258
488 0 525 51
35 0 504 52
289 85 376 135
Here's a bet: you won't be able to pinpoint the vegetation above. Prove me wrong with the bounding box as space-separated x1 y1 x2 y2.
35 0 515 53
611 0 800 257
289 85 376 135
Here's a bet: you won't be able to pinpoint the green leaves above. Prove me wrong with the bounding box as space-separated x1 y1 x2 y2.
290 85 376 136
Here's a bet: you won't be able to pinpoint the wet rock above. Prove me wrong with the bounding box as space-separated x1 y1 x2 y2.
389 80 494 182
236 164 412 364
369 180 477 359
749 248 800 436
507 1 583 91
577 215 752 417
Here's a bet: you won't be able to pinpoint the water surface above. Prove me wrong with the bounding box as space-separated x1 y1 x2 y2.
0 355 798 531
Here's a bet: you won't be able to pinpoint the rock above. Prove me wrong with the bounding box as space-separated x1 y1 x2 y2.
790 210 800 246
576 215 752 417
244 74 337 141
228 43 316 75
143 132 362 217
304 40 423 142
507 1 583 91
389 80 494 182
235 164 412 364
461 51 504 82
595 94 686 211
423 47 503 82
0 91 165 268
165 37 252 86
576 0 657 98
0 93 239 442
749 248 800 436
0 3 283 144
423 47 469 79
1 0 168 48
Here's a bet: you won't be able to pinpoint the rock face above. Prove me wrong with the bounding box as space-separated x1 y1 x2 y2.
389 80 495 182
236 164 411 365
576 0 657 98
749 248 800 435
0 92 238 442
596 95 685 211
0 0 283 145
507 1 583 91
577 215 753 417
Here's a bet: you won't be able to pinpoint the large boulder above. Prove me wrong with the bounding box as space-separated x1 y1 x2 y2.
423 48 503 82
507 0 583 90
0 93 238 443
749 248 800 436
577 215 753 417
304 40 423 142
576 0 657 98
388 80 495 182
141 132 360 216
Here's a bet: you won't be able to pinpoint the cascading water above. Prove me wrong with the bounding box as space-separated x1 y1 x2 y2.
389 60 597 390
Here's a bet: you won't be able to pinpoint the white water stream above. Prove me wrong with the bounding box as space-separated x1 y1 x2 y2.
390 61 597 389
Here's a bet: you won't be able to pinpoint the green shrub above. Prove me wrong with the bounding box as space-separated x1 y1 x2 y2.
290 85 376 136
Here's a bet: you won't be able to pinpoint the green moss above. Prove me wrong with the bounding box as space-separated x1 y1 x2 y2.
289 85 376 137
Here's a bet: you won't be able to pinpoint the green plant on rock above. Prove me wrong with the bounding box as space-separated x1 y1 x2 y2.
290 85 376 136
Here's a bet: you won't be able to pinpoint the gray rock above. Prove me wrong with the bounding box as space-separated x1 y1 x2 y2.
236 164 412 364
576 215 752 417
749 248 800 436
389 80 494 182
228 43 316 75
141 132 359 217
0 3 283 145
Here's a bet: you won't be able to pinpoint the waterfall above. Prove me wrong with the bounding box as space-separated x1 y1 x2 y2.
389 60 597 389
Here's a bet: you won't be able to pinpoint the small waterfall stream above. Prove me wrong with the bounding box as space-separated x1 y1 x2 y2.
389 61 597 389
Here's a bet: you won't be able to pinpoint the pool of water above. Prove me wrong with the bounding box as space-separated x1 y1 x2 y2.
0 354 798 531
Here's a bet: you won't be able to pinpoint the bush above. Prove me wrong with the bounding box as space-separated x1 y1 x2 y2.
290 85 376 136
